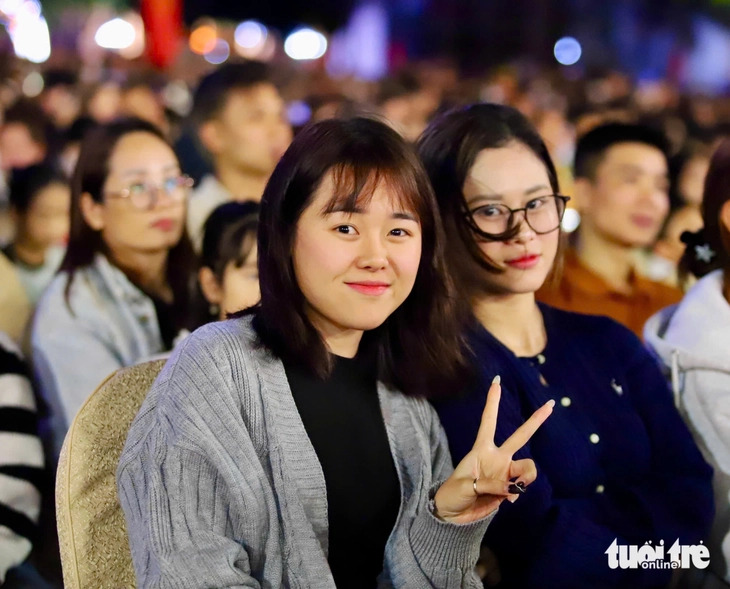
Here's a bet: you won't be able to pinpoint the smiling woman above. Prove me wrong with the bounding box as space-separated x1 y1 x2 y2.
117 116 555 589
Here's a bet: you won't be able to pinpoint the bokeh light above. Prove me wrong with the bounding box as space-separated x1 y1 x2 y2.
204 38 230 64
284 27 328 60
189 24 217 55
94 17 135 50
554 36 582 66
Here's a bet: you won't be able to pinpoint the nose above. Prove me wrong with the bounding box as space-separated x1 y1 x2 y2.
356 233 389 271
507 210 537 244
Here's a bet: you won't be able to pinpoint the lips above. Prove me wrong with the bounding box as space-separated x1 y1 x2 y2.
504 254 540 270
151 218 176 231
346 281 390 295
630 214 657 229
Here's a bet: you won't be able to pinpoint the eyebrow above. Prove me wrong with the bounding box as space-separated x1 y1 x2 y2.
326 204 417 221
466 184 551 206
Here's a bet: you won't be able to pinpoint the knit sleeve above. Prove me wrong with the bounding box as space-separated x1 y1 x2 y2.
117 329 266 589
384 400 493 588
0 333 43 583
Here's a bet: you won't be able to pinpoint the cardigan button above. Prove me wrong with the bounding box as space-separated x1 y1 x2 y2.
560 396 571 407
596 484 605 493
589 433 600 444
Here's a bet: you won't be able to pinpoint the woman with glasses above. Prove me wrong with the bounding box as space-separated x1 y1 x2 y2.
31 118 195 456
418 104 713 588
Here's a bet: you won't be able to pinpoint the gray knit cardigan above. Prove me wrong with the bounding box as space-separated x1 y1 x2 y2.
117 317 493 588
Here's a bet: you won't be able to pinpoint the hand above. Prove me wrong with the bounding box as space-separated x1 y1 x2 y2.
434 376 554 524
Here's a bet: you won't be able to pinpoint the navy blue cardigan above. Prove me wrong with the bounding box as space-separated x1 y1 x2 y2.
433 304 714 589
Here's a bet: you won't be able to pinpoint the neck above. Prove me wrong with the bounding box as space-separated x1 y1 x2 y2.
109 248 172 302
576 225 635 293
473 292 546 357
215 163 268 202
12 234 47 266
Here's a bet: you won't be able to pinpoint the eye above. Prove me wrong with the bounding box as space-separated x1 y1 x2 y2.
389 228 411 237
474 204 507 218
526 196 549 210
163 177 180 193
335 225 356 235
128 182 146 195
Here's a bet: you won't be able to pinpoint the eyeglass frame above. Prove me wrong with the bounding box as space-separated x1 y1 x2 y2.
464 194 571 239
103 174 194 210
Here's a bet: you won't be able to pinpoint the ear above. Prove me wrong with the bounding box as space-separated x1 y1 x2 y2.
199 266 223 305
721 200 730 235
79 192 105 231
197 120 224 156
572 177 594 213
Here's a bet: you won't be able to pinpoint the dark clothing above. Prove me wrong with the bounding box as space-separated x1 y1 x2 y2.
433 304 714 589
285 354 401 589
150 296 176 350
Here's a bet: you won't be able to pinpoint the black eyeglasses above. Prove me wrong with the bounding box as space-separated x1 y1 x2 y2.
467 194 570 237
104 175 194 210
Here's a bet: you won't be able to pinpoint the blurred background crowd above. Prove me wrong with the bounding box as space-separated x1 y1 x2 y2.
3 0 730 586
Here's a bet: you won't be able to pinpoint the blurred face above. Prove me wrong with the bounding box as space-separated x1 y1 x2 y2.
219 244 259 317
207 84 292 179
579 142 670 248
19 182 70 248
292 174 422 342
0 123 46 171
678 154 709 207
82 132 186 257
463 142 560 295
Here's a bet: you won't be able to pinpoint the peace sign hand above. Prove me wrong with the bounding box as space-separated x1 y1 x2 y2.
434 376 554 524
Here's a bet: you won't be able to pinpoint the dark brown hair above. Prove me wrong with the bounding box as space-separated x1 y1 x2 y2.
60 118 195 330
417 103 563 302
245 116 471 397
679 138 730 282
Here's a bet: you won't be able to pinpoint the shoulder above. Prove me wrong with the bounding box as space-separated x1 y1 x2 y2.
540 303 645 360
637 275 683 305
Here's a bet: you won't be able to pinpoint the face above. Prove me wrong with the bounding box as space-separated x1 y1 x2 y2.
579 142 670 247
0 123 46 172
207 84 293 180
82 131 186 257
219 244 260 317
463 142 560 295
292 174 422 342
20 182 70 248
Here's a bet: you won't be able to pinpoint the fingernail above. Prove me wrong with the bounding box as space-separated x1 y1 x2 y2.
546 399 555 408
492 375 501 385
507 495 519 503
508 481 526 494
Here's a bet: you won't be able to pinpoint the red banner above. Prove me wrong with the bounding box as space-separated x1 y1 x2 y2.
140 0 183 69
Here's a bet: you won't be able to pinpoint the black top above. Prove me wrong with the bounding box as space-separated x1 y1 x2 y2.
285 353 401 589
150 296 177 350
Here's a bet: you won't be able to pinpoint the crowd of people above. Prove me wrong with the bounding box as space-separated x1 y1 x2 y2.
0 55 729 588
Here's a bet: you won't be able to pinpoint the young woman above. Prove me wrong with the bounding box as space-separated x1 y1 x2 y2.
192 200 260 326
417 104 714 589
117 117 553 588
31 118 195 456
3 162 70 304
645 137 730 586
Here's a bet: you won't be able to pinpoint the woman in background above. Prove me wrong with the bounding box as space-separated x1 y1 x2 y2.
645 137 730 587
190 200 260 327
32 118 195 456
3 163 70 304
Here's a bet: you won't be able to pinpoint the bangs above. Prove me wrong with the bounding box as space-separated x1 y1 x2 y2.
320 163 427 223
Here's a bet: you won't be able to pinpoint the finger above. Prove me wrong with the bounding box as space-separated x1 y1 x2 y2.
501 399 555 455
507 458 538 487
474 375 502 447
473 476 511 497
